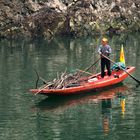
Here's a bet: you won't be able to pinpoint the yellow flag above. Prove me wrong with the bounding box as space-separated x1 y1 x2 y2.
120 45 125 65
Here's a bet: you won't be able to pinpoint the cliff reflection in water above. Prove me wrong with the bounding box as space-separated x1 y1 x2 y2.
0 33 139 84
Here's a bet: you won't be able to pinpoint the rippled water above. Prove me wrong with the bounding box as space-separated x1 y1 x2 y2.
0 33 140 140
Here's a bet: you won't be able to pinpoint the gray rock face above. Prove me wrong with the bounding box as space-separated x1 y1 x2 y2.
0 0 140 39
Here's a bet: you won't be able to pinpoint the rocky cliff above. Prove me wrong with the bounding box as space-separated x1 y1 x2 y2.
0 0 140 39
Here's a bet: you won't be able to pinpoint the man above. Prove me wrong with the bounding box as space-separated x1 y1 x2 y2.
98 38 112 78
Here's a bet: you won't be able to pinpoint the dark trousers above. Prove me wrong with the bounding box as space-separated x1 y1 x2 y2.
101 58 111 78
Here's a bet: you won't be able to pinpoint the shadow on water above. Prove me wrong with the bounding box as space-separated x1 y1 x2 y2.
33 83 129 112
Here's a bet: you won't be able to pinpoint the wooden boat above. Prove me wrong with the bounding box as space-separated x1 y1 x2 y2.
29 66 135 96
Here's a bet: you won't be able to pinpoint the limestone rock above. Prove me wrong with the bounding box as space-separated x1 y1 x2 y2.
0 0 140 39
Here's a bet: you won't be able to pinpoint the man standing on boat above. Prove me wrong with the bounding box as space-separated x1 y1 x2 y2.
98 38 112 78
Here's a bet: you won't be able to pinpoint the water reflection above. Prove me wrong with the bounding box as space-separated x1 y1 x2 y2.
101 99 112 135
120 96 126 117
34 85 127 111
0 33 140 140
32 84 130 137
101 89 128 136
0 33 140 84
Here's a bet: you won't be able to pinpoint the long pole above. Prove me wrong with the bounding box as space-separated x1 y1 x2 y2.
76 57 100 78
84 57 100 72
101 54 140 84
76 69 93 75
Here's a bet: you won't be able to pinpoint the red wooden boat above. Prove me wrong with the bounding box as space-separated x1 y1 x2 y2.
29 66 135 96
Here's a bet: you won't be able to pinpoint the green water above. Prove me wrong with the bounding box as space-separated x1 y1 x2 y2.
0 33 140 140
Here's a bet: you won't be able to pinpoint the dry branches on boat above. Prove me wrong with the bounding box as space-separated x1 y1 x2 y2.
37 70 89 90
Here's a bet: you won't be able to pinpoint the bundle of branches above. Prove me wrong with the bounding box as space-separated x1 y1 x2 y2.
42 71 87 89
55 73 78 88
35 69 91 90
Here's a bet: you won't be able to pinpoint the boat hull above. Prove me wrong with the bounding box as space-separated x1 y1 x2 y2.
29 67 135 96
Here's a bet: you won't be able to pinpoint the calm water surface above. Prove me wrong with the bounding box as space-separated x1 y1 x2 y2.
0 33 140 140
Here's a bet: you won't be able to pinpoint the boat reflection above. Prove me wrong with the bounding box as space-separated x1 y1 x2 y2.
101 99 111 134
120 95 126 118
101 87 126 135
34 84 128 113
33 84 129 135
